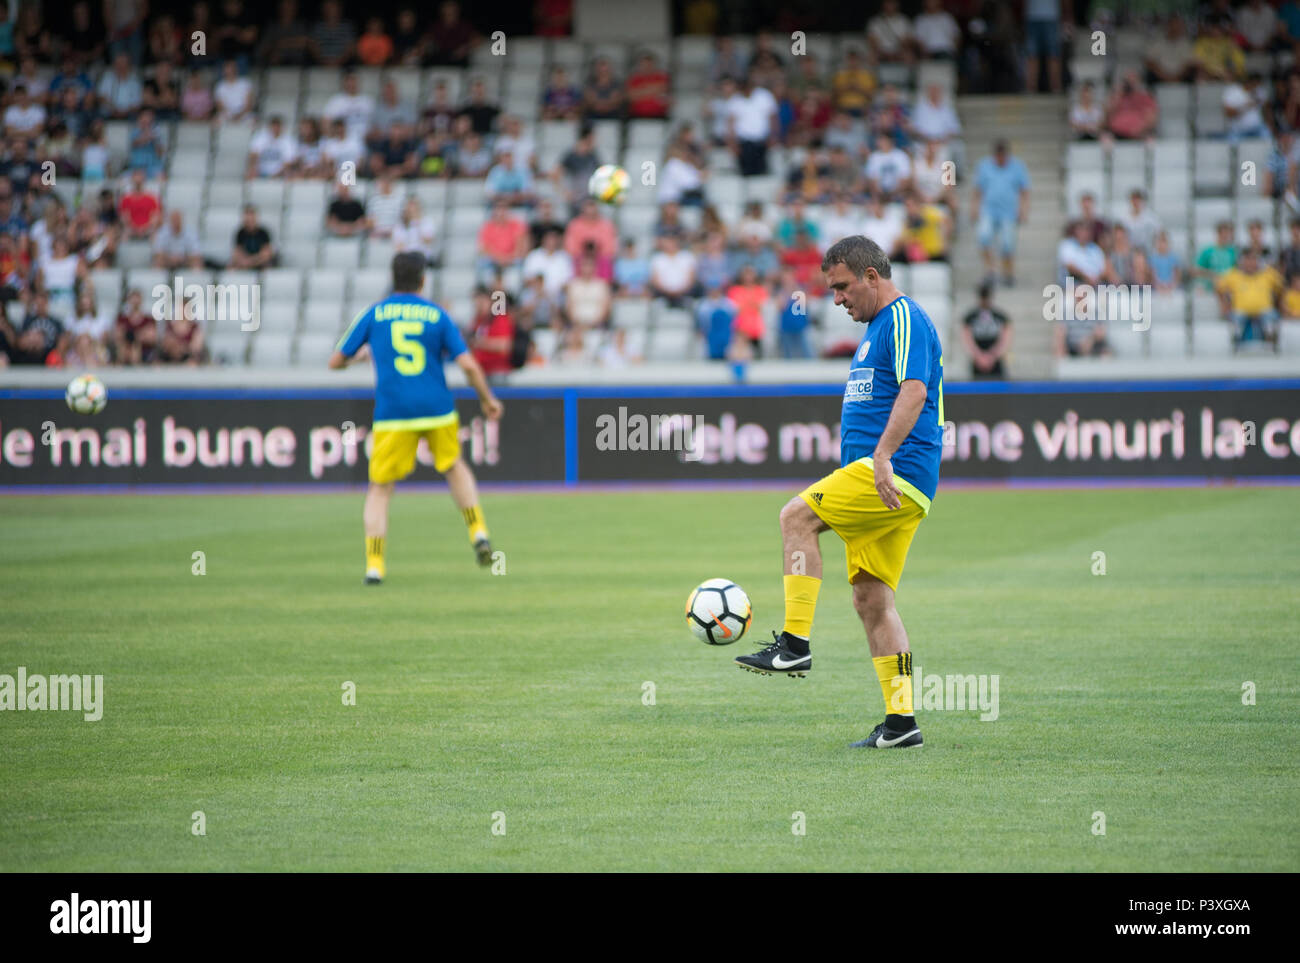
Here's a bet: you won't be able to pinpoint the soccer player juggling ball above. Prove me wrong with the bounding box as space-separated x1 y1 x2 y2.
329 252 504 584
735 236 944 749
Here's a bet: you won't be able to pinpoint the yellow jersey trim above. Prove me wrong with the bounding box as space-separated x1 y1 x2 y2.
372 412 459 431
858 455 932 516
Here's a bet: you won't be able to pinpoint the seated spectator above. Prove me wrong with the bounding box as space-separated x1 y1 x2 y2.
864 132 912 200
1105 224 1138 283
658 141 706 207
1105 72 1157 142
3 83 45 139
789 85 833 147
485 149 535 207
1194 221 1237 289
1282 271 1300 319
554 124 602 211
1194 14 1244 81
582 57 626 120
160 301 207 365
522 228 574 298
143 60 182 121
613 237 651 297
910 83 961 148
1223 74 1270 143
367 120 420 178
1145 16 1197 85
518 272 559 333
1237 0 1281 52
527 199 565 249
861 193 904 260
626 51 670 119
1263 130 1300 201
213 59 254 124
372 80 417 137
321 117 365 178
775 268 812 359
457 76 501 136
1066 192 1109 246
477 200 529 283
899 190 951 262
775 200 818 250
229 204 276 269
11 293 68 365
1070 81 1104 140
695 282 739 360
747 30 788 91
261 0 314 66
596 327 640 368
1281 219 1300 280
421 80 458 136
649 234 697 308
831 47 876 116
1057 219 1106 287
726 264 768 356
824 145 863 198
785 150 832 204
1216 247 1282 350
451 129 493 178
822 191 865 241
114 289 158 364
867 0 914 65
49 86 95 142
324 70 374 143
468 286 514 380
870 83 911 148
97 52 143 119
1130 248 1156 287
326 183 369 236
564 198 617 262
706 76 740 146
961 283 1012 378
565 253 613 331
1119 189 1161 253
366 175 404 237
736 201 773 245
80 122 111 183
68 289 112 364
309 0 357 67
693 231 730 292
913 0 960 59
152 209 202 269
119 169 162 239
357 16 393 66
127 109 167 179
247 115 298 179
292 117 329 178
542 65 582 120
494 115 537 172
1149 231 1184 292
655 202 687 242
417 131 452 177
728 230 780 285
425 0 478 67
181 71 214 120
392 196 438 264
1055 312 1112 359
780 228 824 285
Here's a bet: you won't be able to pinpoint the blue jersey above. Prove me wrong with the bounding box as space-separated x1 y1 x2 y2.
336 292 469 428
841 294 944 512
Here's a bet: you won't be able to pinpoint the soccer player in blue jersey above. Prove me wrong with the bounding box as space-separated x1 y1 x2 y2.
329 252 504 584
736 236 944 749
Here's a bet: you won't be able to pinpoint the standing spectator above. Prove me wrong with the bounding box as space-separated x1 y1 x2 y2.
477 200 529 283
1024 0 1066 93
726 264 768 356
213 59 255 124
326 183 369 236
961 284 1012 378
564 198 617 263
152 210 203 269
426 0 478 67
972 139 1031 286
914 0 961 60
1216 247 1282 350
582 57 625 120
97 53 143 119
229 204 276 269
831 47 877 117
775 267 813 359
247 116 298 179
114 289 157 364
649 234 697 308
626 51 670 119
727 71 778 177
310 0 357 67
119 169 162 239
867 0 914 65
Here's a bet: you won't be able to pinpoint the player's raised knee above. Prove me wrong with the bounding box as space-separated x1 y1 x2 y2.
779 496 818 535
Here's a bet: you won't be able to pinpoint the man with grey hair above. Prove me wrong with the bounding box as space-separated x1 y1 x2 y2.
735 235 945 750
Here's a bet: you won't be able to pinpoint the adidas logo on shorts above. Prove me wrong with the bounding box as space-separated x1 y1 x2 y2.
811 492 823 504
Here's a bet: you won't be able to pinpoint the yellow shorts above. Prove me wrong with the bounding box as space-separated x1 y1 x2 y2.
799 458 926 590
369 416 462 484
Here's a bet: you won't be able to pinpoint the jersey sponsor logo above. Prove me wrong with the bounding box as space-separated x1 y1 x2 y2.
843 368 874 403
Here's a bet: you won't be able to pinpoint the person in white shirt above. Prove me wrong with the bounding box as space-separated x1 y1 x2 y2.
649 234 697 308
706 76 739 145
365 175 404 238
321 117 364 178
522 229 575 298
867 0 914 64
910 83 962 146
911 139 955 214
493 114 537 173
1236 0 1280 51
69 289 113 344
3 85 45 138
864 133 912 199
1057 220 1106 286
860 193 904 258
391 196 439 264
323 70 375 144
657 143 705 205
1223 75 1270 143
820 192 864 246
726 73 778 176
913 0 960 59
1069 81 1104 140
1119 189 1162 253
213 59 254 124
246 116 298 178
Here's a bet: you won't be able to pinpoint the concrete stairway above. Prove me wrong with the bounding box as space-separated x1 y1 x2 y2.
946 94 1069 379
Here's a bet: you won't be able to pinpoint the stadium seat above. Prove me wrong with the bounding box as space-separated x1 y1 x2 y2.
646 326 699 362
351 269 390 302
296 333 339 367
261 268 303 302
611 298 651 329
1279 320 1300 354
1192 320 1234 356
207 330 251 366
1193 141 1231 196
117 241 153 270
248 332 295 367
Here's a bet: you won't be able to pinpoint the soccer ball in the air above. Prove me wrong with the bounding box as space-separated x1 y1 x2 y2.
65 374 108 415
686 578 753 645
587 164 629 204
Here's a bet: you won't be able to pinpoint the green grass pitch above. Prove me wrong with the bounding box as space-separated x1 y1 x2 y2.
2 487 1297 872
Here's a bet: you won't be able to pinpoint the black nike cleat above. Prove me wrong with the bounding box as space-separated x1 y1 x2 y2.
735 631 812 677
474 536 493 568
850 720 923 749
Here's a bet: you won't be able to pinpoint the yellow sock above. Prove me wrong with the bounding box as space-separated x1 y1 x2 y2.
462 505 488 543
365 535 386 576
873 652 914 717
782 574 821 639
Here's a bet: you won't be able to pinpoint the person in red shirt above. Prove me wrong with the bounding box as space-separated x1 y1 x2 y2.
780 229 823 287
476 200 529 283
119 169 162 239
726 264 769 358
114 288 158 365
1105 71 1158 141
533 0 572 37
468 285 515 379
626 51 670 119
563 198 618 262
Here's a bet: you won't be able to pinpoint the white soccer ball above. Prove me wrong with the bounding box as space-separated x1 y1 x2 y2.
65 374 107 415
686 578 753 645
587 164 629 205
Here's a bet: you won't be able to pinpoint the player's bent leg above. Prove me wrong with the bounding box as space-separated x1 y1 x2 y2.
363 482 395 584
443 458 493 567
849 572 922 749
